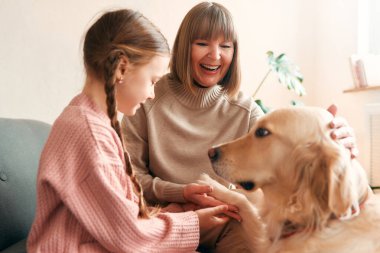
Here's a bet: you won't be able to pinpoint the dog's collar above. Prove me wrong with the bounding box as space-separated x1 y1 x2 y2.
280 220 304 239
280 188 371 239
280 187 373 240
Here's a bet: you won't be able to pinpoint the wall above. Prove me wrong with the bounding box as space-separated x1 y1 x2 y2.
0 0 310 123
0 0 379 172
311 0 380 174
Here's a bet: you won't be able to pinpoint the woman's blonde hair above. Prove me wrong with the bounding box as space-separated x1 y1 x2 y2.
171 2 241 98
83 9 169 218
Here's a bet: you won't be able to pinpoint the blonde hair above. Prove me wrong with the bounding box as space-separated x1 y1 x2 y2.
83 9 169 218
171 2 241 98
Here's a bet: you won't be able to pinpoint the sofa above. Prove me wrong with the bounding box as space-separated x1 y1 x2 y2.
0 118 51 253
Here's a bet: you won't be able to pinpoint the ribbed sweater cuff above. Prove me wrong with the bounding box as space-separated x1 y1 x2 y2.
162 184 186 203
164 211 200 250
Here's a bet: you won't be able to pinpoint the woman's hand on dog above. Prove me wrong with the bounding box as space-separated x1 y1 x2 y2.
183 183 242 221
327 104 359 159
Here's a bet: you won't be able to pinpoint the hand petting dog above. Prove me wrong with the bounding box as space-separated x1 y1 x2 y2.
327 104 359 158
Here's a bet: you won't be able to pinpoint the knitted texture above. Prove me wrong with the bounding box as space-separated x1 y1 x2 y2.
27 93 199 253
122 74 264 204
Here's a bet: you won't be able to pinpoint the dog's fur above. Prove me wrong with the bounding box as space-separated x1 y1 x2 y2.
202 107 380 253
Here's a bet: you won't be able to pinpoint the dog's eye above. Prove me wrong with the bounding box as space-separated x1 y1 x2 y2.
255 127 270 137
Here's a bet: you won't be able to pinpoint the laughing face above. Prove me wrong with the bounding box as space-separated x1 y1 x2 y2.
191 36 234 88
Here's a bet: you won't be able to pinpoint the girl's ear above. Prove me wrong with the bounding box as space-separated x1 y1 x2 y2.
116 55 129 81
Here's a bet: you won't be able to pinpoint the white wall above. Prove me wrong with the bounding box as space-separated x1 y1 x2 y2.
1 0 379 171
0 0 311 123
310 0 380 173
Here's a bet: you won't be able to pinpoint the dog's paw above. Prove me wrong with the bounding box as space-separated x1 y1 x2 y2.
197 174 251 208
198 173 213 183
197 173 228 192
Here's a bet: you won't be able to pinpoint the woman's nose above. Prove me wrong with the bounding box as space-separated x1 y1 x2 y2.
208 46 221 60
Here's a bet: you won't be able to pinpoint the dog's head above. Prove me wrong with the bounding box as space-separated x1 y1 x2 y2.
209 107 366 227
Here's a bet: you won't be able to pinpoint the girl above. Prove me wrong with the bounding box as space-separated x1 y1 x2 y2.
27 9 232 253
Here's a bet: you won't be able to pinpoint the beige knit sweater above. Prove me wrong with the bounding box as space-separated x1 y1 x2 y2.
122 74 263 205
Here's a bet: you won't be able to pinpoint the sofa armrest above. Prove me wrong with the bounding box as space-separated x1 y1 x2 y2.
0 239 26 253
0 118 51 251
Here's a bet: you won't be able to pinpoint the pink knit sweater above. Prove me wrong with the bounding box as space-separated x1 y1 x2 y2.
27 93 199 253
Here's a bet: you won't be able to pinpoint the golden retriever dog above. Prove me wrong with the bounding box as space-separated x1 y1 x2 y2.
201 106 380 253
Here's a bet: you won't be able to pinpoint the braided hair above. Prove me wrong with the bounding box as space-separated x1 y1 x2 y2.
83 9 169 218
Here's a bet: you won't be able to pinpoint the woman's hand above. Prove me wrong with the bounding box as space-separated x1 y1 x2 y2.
183 183 241 221
184 183 222 207
327 104 359 158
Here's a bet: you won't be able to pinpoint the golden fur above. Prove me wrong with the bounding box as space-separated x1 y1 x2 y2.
202 107 380 253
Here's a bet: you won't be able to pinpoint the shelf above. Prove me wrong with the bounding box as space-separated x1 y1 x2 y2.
343 85 380 93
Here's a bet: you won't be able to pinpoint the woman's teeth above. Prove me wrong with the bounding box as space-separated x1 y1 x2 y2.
200 64 220 71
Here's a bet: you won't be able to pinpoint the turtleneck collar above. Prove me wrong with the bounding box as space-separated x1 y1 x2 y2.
167 76 226 109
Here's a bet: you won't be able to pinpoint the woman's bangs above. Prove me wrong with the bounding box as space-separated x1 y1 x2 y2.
191 9 236 42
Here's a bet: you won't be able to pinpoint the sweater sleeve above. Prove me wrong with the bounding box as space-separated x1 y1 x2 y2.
122 108 186 204
63 164 199 252
60 118 199 253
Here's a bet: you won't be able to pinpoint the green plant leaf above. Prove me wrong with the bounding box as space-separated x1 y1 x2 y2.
266 51 306 96
255 99 271 114
252 51 307 113
290 100 304 107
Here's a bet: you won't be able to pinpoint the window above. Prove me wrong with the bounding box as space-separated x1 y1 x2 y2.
358 0 380 54
352 0 380 88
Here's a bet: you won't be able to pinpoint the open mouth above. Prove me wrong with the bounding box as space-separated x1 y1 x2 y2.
200 64 220 71
237 181 256 191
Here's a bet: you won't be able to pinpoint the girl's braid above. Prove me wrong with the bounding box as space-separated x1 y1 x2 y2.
103 49 154 218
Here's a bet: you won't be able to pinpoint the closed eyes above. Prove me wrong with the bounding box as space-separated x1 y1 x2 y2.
194 42 233 48
220 44 232 49
195 42 207 46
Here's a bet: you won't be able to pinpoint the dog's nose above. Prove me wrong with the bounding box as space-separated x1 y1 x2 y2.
208 147 221 162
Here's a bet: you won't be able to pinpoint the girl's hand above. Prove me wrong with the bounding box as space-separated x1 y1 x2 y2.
183 183 241 221
327 104 359 158
195 205 230 238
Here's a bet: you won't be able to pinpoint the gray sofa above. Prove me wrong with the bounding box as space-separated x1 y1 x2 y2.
0 118 51 253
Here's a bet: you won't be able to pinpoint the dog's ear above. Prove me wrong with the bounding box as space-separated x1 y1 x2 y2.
324 144 357 219
290 140 355 224
289 143 330 217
